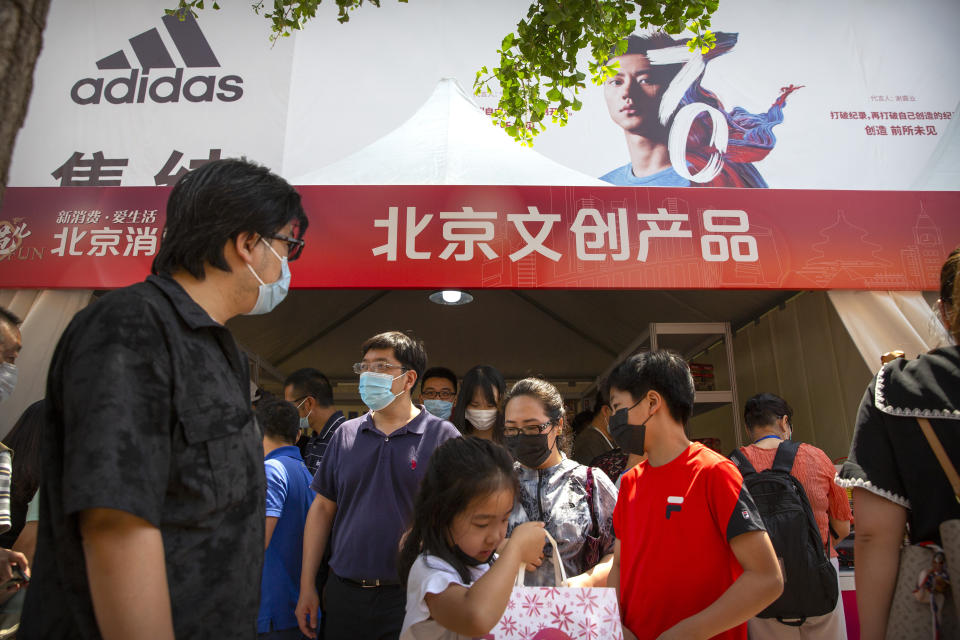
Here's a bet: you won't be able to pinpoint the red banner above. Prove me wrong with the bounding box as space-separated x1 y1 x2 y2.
1 186 957 290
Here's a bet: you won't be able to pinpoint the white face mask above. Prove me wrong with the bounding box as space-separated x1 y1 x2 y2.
0 362 16 403
245 238 291 316
466 408 498 431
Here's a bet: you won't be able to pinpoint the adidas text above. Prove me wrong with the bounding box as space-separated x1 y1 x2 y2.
71 69 244 105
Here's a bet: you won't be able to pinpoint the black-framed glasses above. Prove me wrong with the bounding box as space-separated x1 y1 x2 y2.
421 389 456 400
352 362 408 375
503 420 556 438
266 233 305 261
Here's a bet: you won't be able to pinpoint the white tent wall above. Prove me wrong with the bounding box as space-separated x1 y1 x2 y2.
827 290 950 368
0 289 94 438
685 291 872 461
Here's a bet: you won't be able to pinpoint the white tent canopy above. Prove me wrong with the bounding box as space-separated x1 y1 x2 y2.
294 78 608 186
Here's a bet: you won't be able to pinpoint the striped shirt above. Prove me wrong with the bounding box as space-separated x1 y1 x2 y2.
0 444 11 534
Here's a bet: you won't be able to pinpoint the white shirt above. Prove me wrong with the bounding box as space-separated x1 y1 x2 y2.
400 553 491 640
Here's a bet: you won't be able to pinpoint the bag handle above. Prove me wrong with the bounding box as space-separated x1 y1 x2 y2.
515 530 569 587
917 417 960 503
585 467 599 539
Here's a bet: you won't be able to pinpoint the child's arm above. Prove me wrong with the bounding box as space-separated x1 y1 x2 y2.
655 530 782 640
424 521 545 637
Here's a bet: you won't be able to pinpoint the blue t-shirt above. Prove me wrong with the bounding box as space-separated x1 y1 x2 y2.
259 446 316 634
312 407 461 581
600 163 691 187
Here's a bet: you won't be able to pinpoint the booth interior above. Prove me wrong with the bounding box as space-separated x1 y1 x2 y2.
223 286 878 460
1 286 942 461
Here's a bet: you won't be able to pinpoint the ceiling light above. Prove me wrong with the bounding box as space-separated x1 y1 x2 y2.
429 290 474 306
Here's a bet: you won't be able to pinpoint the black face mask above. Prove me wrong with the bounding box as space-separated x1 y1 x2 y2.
505 433 553 468
452 544 492 567
609 399 648 456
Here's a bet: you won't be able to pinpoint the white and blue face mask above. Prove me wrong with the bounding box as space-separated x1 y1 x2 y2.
359 371 406 411
0 363 16 404
297 397 313 432
245 238 291 316
423 399 453 420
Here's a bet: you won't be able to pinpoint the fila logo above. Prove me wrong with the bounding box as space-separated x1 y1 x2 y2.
71 13 243 105
665 496 684 519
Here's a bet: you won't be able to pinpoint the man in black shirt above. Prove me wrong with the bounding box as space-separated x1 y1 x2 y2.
21 159 309 640
284 367 345 477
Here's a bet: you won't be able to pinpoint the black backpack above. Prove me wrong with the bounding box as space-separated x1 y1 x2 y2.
729 441 839 625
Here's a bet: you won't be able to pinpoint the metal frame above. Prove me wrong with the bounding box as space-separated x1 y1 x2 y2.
650 321 743 448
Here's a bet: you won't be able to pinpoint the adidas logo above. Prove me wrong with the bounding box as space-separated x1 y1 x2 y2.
70 13 243 105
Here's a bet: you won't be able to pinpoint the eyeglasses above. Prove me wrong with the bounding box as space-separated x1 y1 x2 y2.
266 233 305 261
503 420 556 438
352 362 408 375
421 389 455 400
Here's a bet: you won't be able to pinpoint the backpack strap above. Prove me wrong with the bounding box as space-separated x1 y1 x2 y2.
728 448 757 476
771 439 801 474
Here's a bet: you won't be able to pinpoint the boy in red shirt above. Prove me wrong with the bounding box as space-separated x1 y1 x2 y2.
605 351 783 639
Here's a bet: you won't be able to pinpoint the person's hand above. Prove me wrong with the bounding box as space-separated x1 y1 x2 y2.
0 548 28 592
295 586 320 639
564 572 589 588
508 521 547 566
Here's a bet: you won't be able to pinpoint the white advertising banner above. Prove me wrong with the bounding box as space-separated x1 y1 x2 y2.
9 0 295 187
8 0 960 190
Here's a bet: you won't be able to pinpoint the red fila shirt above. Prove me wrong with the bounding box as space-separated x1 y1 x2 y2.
613 443 765 639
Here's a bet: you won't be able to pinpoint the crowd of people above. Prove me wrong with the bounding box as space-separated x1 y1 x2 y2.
0 159 956 640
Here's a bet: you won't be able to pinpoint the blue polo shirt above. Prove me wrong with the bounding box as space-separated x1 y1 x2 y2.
259 446 316 634
312 407 460 581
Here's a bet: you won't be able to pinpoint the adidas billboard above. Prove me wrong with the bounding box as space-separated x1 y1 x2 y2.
71 13 243 105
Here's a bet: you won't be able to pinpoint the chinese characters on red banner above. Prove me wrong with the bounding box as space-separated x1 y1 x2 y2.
371 206 759 265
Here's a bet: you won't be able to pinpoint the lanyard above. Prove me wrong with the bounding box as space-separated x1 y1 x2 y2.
592 426 614 449
753 434 782 444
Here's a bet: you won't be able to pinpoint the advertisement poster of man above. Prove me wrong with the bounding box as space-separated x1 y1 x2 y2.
598 32 800 188
4 0 959 192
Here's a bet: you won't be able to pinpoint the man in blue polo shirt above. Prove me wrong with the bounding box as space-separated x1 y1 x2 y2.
258 398 316 639
295 331 460 639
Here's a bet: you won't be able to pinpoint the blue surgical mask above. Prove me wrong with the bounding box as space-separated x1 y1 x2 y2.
423 399 453 420
297 398 312 432
359 371 406 411
245 238 291 316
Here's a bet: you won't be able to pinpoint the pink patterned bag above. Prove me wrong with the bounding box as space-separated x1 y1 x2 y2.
480 532 623 640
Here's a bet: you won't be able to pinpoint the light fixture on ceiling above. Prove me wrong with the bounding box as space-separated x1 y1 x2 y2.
428 290 474 306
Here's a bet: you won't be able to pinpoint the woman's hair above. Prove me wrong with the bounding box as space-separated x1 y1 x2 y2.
743 392 793 432
503 377 571 455
0 399 45 547
940 246 960 340
452 365 506 442
398 437 517 586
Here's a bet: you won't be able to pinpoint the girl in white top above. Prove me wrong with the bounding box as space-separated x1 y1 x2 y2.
398 437 547 640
